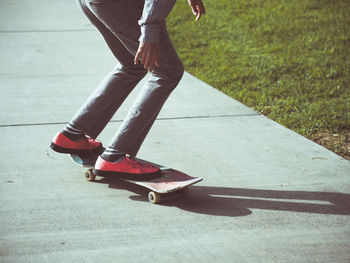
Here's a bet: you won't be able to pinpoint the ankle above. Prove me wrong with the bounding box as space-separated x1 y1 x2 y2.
101 152 125 163
62 130 85 141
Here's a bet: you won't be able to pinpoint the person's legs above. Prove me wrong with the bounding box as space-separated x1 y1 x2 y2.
108 25 184 156
52 0 184 177
85 0 184 158
69 63 147 139
94 46 184 177
86 0 184 176
51 0 147 155
69 0 148 139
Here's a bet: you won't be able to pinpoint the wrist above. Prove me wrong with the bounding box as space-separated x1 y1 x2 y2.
139 24 161 44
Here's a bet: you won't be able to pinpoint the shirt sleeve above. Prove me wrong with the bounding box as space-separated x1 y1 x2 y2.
138 0 177 44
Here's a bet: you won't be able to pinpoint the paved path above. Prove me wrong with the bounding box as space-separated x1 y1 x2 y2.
1 1 349 262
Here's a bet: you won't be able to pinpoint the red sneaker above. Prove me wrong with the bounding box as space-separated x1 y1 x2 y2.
94 156 161 180
50 132 102 155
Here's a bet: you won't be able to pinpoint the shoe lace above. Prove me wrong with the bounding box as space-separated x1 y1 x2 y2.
125 156 140 169
84 135 100 145
125 156 153 169
87 138 96 144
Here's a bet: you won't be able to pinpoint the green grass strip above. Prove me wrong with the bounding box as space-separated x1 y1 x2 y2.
167 0 350 157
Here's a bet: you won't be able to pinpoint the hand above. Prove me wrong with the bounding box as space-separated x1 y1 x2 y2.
134 42 159 72
187 0 206 21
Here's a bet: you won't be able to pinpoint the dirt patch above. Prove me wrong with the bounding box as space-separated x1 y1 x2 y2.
309 130 350 160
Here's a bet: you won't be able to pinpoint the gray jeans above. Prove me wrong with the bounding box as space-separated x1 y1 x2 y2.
71 0 184 156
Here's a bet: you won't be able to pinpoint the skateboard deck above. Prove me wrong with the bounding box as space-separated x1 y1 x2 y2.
70 150 202 204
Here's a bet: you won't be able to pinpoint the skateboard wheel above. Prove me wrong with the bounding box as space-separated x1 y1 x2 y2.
148 191 161 204
85 169 96 182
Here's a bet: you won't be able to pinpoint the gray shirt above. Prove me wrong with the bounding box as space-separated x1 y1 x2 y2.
138 0 177 44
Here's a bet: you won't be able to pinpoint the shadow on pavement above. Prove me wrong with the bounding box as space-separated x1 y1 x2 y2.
95 178 350 217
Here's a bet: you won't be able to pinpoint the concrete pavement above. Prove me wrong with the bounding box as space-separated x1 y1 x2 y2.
1 1 350 262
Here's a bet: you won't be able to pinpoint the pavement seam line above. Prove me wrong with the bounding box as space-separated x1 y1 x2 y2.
0 29 95 33
0 114 259 128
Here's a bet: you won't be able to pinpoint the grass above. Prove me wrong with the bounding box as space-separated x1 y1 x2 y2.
167 0 350 160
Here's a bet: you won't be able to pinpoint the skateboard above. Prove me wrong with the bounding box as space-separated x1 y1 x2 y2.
70 149 203 204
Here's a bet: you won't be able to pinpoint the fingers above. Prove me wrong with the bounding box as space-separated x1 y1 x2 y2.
134 50 141 65
195 1 206 21
145 52 160 72
196 6 201 21
141 49 147 66
134 42 159 72
188 0 205 21
144 46 155 72
188 0 196 15
144 51 152 72
191 5 197 15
